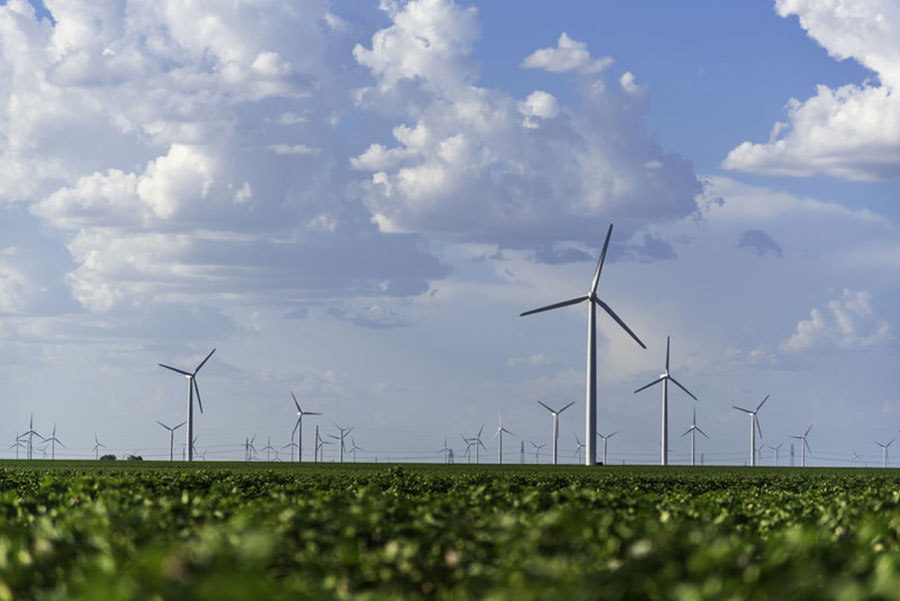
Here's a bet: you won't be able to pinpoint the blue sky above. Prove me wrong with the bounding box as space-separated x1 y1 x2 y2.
1 0 898 465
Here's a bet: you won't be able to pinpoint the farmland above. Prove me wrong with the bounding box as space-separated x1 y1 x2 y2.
0 463 899 599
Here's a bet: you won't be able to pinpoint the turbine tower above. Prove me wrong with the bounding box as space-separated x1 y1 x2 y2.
732 395 769 467
634 336 697 466
537 401 574 465
520 224 646 465
156 420 186 461
597 430 618 466
158 348 215 462
492 412 514 464
767 442 783 466
789 424 813 467
291 391 321 463
875 439 895 468
681 406 708 466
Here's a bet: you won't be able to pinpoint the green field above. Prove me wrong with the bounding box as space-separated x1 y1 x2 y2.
1 461 900 600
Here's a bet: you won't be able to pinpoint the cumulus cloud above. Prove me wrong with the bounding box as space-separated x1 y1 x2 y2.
352 2 700 252
738 229 783 257
723 0 900 180
781 289 894 352
506 353 555 368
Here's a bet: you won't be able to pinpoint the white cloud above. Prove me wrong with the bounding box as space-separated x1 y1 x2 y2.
268 144 322 156
352 4 699 250
723 0 900 180
506 352 555 368
521 32 613 74
781 289 894 352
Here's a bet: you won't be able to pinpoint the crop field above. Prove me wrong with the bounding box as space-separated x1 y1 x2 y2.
1 462 900 600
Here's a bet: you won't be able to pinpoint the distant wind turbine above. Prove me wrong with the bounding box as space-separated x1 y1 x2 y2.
875 439 895 468
158 348 215 462
733 395 769 467
597 430 618 466
530 441 546 464
244 434 257 461
634 336 697 466
329 423 353 463
262 436 276 462
470 425 486 464
574 434 585 464
92 433 105 460
20 414 43 460
537 401 575 465
156 420 186 461
767 442 784 467
438 438 452 464
9 434 25 460
44 423 64 460
290 391 321 463
681 406 709 467
349 437 363 462
520 224 646 465
492 412 514 464
789 424 813 467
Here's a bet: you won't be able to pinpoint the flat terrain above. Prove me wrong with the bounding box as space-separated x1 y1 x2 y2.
1 461 900 599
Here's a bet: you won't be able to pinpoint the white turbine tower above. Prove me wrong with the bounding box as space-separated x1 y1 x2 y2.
634 336 698 466
291 391 321 463
520 224 646 466
158 348 215 462
732 395 769 467
492 412 514 464
681 406 708 466
767 442 784 466
875 439 895 468
789 424 813 467
156 420 186 461
597 431 618 466
537 401 575 465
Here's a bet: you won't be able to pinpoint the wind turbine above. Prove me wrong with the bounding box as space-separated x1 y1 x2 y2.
156 420 186 461
9 434 25 460
530 441 546 464
330 424 353 463
244 435 257 461
492 412 514 464
44 423 64 460
634 337 697 466
158 348 215 462
20 414 43 460
851 450 860 468
291 391 321 463
597 431 618 466
349 437 363 462
767 442 784 466
789 424 813 467
470 425 486 464
520 224 646 466
680 406 708 467
460 435 475 464
732 395 769 467
262 436 276 462
574 434 585 464
92 433 105 460
438 438 452 464
537 401 574 465
875 439 895 468
282 441 298 459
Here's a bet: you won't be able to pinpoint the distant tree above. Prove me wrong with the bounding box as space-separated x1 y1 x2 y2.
100 454 117 461
126 455 143 461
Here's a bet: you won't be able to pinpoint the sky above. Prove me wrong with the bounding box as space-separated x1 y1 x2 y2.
0 0 898 465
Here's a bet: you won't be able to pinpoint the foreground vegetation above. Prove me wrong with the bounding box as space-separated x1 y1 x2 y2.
1 461 900 599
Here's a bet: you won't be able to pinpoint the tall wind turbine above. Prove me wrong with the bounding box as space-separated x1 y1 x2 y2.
9 434 25 460
330 424 353 463
158 348 215 462
492 412 514 464
789 424 813 467
20 414 43 460
471 425 486 464
349 437 363 462
597 431 618 466
681 406 708 466
156 420 186 461
520 224 646 466
244 434 257 461
44 423 64 460
634 337 697 466
262 436 276 462
537 401 575 465
460 435 475 464
733 395 769 467
92 433 105 460
438 438 452 464
767 442 783 466
875 439 895 468
574 434 585 464
291 391 321 463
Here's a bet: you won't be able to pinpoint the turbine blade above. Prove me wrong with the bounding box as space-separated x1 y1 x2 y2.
594 298 646 349
668 376 697 401
634 378 663 394
590 224 614 296
889 438 896 448
194 379 204 413
159 364 191 376
194 348 216 373
681 428 692 438
733 406 752 414
609 431 619 439
292 418 301 436
155 420 169 430
697 427 710 439
174 421 186 430
305 412 322 416
755 416 763 438
804 439 811 453
665 335 670 371
536 400 555 413
291 390 301 412
520 295 589 317
756 394 770 412
805 424 813 437
478 424 484 438
558 401 575 414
